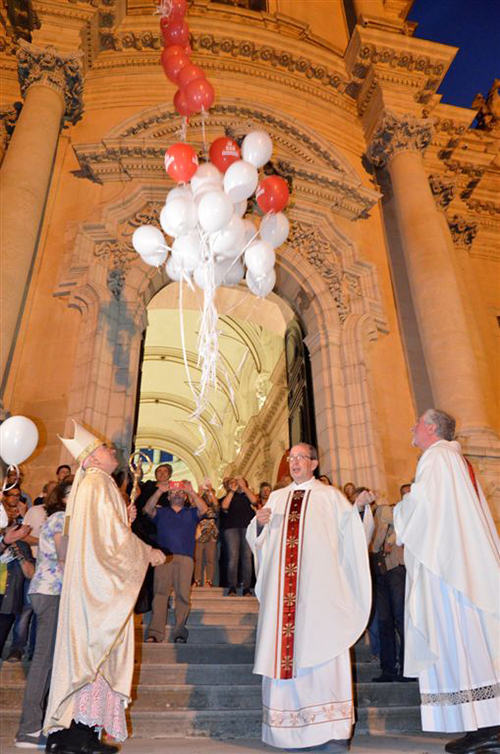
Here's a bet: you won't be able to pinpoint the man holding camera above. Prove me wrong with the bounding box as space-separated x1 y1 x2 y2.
0 489 34 658
145 480 207 644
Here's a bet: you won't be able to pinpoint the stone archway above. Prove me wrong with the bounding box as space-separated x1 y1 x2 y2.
56 103 388 489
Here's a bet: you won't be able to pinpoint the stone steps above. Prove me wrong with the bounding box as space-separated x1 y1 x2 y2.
0 588 421 739
0 680 419 711
0 705 423 740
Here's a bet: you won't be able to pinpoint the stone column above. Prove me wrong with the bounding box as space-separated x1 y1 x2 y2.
0 40 83 390
367 112 493 436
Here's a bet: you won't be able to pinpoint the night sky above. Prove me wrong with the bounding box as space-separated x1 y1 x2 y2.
409 0 499 110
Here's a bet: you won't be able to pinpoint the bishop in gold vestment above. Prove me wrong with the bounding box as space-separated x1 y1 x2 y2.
43 422 165 749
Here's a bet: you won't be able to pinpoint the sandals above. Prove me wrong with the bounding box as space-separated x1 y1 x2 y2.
146 636 159 643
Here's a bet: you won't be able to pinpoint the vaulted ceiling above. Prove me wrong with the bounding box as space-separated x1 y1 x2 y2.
135 282 293 486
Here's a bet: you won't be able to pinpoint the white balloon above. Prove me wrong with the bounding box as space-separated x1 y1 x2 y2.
241 130 273 168
260 211 290 248
246 268 276 298
197 190 233 234
0 416 39 465
166 185 192 204
233 200 247 218
244 239 275 277
194 259 245 290
172 231 202 271
211 215 245 258
166 255 183 282
242 218 258 247
140 248 168 267
223 160 259 203
132 225 165 256
160 196 198 237
191 163 222 196
159 204 176 237
220 259 245 287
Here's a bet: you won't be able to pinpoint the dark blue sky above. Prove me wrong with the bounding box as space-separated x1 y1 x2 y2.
409 0 499 109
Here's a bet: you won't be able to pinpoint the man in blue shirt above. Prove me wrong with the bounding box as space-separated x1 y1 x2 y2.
144 482 207 644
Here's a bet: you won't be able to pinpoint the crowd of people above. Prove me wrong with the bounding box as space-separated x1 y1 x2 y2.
0 408 498 754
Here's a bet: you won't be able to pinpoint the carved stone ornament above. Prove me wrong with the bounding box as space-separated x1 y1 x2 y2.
367 111 434 168
16 40 84 124
288 221 356 323
447 214 478 248
472 79 500 135
428 174 455 209
93 202 163 299
0 102 23 157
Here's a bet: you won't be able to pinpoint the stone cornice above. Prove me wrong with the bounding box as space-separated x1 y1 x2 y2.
16 40 84 122
367 110 434 167
72 138 378 221
344 25 457 113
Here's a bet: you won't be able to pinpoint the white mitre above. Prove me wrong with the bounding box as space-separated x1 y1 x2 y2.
58 420 103 464
58 420 104 533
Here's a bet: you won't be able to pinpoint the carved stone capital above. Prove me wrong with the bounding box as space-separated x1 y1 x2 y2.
367 111 434 168
16 40 84 124
428 173 455 209
447 214 478 248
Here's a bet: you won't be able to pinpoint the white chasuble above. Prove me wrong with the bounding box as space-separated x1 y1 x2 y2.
44 468 151 735
247 478 371 748
394 440 500 733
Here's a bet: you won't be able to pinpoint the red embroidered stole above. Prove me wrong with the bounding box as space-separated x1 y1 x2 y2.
464 456 480 500
279 489 307 680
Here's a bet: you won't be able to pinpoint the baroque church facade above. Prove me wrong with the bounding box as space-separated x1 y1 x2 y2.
1 0 499 523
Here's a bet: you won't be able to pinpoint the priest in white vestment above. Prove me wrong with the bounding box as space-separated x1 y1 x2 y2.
246 443 372 752
43 421 166 754
394 409 500 754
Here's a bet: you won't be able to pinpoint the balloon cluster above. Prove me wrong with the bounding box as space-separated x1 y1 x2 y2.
132 130 290 299
159 0 215 116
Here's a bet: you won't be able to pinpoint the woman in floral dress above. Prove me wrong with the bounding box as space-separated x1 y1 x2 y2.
14 482 70 748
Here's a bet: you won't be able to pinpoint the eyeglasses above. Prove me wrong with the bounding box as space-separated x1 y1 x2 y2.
287 454 312 462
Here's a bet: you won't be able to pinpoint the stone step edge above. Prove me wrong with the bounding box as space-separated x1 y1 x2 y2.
0 705 422 719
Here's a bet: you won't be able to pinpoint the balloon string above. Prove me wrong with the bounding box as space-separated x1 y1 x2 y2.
2 464 19 492
178 270 199 401
201 108 208 161
155 0 173 17
178 116 188 143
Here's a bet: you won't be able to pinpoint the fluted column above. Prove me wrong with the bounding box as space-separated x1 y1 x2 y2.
367 112 492 435
0 40 83 389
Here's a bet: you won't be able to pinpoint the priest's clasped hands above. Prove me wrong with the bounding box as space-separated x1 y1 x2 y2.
256 506 272 526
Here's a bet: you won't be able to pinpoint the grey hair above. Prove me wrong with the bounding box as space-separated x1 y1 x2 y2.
423 409 456 440
293 442 318 461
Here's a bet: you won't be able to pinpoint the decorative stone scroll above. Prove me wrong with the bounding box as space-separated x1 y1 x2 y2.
447 214 478 248
288 221 355 324
367 111 434 168
16 40 84 124
428 174 455 209
0 102 23 159
93 202 163 299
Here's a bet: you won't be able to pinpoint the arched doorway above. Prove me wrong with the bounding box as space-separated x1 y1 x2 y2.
58 103 389 491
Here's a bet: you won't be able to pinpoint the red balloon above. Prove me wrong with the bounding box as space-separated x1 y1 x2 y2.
256 176 290 213
174 89 195 117
209 137 241 173
185 78 215 112
177 63 205 90
162 20 189 47
161 50 189 83
164 142 199 183
161 44 186 59
170 0 188 19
